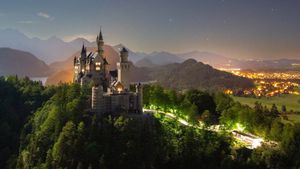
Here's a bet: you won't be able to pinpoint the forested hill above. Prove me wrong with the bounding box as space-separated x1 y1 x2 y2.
147 59 253 90
13 82 234 169
1 77 300 169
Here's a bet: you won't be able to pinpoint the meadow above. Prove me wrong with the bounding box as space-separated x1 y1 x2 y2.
232 95 300 112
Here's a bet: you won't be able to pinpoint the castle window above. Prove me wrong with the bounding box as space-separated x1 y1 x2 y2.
117 87 123 93
96 67 101 71
95 62 101 66
115 82 124 93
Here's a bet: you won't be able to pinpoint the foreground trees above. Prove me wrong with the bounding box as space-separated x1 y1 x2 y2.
1 80 300 169
15 83 241 169
143 84 300 169
0 76 54 169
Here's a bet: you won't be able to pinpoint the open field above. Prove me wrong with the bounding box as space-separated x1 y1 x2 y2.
232 95 300 112
286 114 300 123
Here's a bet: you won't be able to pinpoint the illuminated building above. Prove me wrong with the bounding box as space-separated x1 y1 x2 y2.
73 29 143 114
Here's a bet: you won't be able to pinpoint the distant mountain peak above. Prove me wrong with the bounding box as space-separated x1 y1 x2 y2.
149 51 170 56
48 36 63 42
182 58 198 65
70 37 92 43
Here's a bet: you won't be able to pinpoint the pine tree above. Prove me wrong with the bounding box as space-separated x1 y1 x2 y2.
271 104 280 117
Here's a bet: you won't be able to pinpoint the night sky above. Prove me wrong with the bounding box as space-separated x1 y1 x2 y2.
0 0 300 59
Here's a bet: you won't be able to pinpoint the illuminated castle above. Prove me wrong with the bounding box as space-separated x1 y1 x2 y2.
73 30 143 114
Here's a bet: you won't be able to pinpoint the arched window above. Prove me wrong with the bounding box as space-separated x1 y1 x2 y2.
95 62 101 71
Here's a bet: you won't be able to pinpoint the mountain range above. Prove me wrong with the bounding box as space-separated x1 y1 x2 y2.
0 45 253 89
0 28 299 89
0 29 95 63
1 28 300 71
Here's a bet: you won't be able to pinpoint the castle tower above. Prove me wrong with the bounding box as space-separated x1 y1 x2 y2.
117 47 131 90
79 44 87 73
97 29 109 80
73 44 87 83
73 56 79 82
136 83 143 113
96 28 104 57
92 29 109 91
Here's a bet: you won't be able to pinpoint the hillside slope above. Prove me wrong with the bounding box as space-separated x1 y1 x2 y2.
0 48 51 77
147 59 253 89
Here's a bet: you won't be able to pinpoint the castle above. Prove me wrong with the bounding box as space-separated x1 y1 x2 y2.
73 30 143 114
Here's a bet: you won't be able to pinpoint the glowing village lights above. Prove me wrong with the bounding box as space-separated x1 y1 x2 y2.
223 70 300 97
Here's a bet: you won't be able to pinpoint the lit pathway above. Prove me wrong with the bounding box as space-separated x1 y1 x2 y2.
143 108 277 149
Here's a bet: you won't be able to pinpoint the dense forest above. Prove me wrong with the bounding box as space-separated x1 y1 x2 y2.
0 77 299 169
0 76 55 168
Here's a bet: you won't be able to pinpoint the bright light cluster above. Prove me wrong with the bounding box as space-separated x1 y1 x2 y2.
226 70 300 97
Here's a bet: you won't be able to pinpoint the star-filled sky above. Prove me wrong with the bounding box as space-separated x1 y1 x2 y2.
0 0 300 59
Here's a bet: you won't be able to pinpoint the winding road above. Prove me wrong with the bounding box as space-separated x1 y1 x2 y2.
143 108 277 149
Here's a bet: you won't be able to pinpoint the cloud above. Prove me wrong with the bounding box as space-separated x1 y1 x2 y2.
37 12 50 18
63 34 96 42
37 12 54 20
17 20 34 24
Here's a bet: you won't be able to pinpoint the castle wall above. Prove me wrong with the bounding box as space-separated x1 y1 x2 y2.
92 86 105 113
110 94 130 113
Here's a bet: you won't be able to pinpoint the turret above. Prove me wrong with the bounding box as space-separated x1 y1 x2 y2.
96 28 104 57
79 44 87 73
81 44 86 54
117 47 131 90
73 56 77 66
73 56 80 83
80 44 87 61
120 47 129 62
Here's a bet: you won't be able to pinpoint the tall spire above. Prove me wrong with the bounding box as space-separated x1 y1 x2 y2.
81 44 86 54
99 27 103 41
97 26 104 57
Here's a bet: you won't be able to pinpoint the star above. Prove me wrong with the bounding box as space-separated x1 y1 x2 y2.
271 8 278 12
